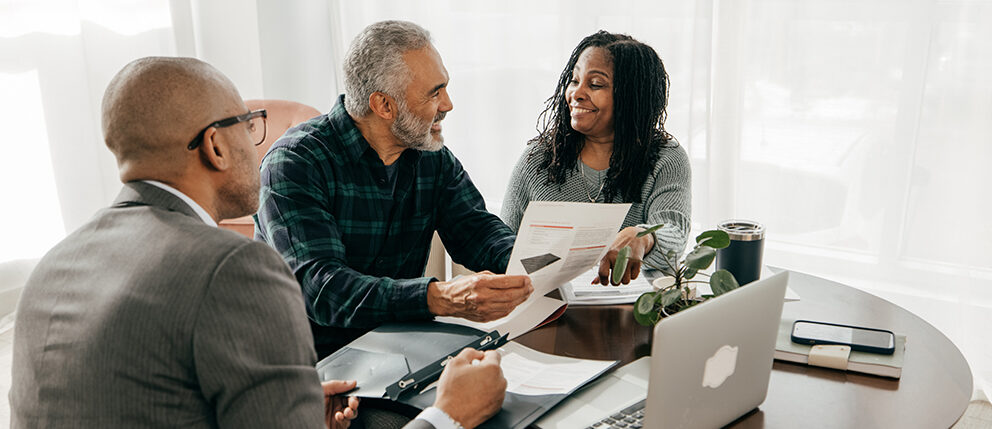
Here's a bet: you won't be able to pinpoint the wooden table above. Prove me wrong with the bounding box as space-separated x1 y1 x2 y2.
515 269 973 428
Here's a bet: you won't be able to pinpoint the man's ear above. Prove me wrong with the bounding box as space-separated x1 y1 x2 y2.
368 91 396 120
198 127 232 172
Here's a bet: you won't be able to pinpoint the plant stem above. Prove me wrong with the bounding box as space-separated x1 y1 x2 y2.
660 252 679 275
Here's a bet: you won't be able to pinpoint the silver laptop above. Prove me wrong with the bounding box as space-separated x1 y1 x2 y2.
535 271 789 429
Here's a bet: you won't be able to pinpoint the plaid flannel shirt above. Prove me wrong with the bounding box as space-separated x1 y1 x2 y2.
255 95 514 356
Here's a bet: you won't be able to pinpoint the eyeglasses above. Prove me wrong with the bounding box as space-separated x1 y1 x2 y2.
187 109 268 150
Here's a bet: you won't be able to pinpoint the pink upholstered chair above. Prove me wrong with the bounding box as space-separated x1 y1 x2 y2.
218 99 322 238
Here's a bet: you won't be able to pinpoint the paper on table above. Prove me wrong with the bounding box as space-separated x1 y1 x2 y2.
498 341 616 396
559 267 654 305
419 341 616 397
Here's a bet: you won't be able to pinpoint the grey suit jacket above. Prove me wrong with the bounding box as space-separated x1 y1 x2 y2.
9 182 326 428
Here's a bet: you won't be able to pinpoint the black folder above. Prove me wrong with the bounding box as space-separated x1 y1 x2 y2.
316 321 615 429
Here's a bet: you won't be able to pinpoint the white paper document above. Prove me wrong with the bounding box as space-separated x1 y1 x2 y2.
438 201 631 339
559 267 654 305
420 341 617 397
498 342 616 396
505 202 632 296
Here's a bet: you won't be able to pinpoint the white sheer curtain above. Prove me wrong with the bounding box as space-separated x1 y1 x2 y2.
327 0 992 400
1 0 990 401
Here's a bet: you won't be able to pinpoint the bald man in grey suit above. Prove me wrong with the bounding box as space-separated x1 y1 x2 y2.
9 57 506 429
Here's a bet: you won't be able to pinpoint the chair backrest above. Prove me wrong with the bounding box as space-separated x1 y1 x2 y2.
218 99 322 238
245 99 322 164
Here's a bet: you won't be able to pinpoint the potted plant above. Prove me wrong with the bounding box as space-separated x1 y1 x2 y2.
611 226 741 326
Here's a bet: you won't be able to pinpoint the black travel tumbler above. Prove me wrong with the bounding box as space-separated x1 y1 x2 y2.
715 220 765 286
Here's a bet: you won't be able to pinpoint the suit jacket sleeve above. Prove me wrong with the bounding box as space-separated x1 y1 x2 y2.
192 241 325 428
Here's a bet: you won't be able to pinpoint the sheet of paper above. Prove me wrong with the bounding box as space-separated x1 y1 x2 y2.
498 342 616 396
418 341 616 397
423 342 617 395
559 267 654 305
439 202 630 338
506 201 632 296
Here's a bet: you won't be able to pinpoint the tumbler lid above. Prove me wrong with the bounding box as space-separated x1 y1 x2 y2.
718 220 765 241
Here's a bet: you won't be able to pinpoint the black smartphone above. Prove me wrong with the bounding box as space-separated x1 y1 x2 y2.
791 320 895 355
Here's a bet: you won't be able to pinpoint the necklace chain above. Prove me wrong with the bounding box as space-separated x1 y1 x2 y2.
579 165 606 203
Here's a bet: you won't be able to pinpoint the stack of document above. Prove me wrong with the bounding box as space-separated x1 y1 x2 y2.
559 267 655 305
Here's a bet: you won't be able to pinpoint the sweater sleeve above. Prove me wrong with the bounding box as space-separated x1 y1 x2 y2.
639 144 692 271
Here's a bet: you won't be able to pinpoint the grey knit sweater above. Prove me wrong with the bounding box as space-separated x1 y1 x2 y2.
500 141 692 270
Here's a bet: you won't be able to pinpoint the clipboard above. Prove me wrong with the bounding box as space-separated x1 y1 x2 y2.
315 321 503 399
316 320 611 429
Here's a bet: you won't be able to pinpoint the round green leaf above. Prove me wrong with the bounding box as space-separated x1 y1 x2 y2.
684 267 698 279
634 292 659 326
611 246 632 285
710 269 740 295
695 230 731 249
660 287 681 307
684 246 716 270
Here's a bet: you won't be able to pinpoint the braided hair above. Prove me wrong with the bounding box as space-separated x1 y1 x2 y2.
532 30 672 203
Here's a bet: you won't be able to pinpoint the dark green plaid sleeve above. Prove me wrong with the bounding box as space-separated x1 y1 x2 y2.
255 144 433 329
435 150 515 272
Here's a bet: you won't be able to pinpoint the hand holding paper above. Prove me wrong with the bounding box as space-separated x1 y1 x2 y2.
438 202 632 339
427 272 533 322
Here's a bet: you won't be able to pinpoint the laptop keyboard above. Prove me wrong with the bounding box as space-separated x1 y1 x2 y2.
587 399 646 429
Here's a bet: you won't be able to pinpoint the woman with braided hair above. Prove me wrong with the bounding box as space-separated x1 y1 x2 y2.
501 30 691 286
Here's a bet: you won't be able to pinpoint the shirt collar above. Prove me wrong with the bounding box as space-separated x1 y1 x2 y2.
141 180 218 227
329 94 372 164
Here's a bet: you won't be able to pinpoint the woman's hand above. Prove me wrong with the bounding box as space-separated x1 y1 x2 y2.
594 226 655 285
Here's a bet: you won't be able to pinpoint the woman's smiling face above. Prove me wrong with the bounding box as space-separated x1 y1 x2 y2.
565 47 615 141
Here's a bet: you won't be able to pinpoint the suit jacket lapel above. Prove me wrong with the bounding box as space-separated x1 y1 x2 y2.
112 182 203 223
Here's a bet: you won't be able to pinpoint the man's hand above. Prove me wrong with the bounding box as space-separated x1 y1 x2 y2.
427 271 533 321
434 348 506 429
322 380 359 429
594 226 655 286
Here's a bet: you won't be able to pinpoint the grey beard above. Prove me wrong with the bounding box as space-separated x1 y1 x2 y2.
391 102 444 152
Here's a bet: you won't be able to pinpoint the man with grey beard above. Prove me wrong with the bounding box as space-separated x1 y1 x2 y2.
254 19 533 364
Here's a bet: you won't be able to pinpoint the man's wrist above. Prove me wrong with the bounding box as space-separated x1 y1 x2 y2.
427 281 447 316
417 406 464 429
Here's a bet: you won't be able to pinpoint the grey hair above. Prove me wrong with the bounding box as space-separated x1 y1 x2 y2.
343 20 432 117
